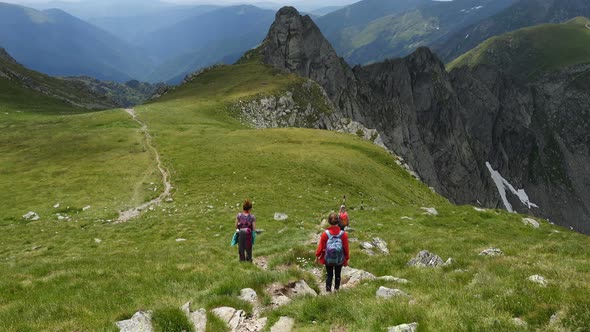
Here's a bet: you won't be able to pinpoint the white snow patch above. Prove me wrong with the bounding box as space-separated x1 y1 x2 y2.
486 162 538 213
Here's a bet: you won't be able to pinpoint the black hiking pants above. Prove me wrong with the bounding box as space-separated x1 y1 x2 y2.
325 264 343 291
238 229 252 262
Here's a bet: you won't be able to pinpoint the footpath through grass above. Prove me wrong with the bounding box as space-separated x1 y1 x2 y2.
1 61 590 331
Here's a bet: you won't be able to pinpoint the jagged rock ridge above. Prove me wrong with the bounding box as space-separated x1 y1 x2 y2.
255 7 590 233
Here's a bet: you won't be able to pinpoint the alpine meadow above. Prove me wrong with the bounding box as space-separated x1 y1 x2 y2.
1 0 590 331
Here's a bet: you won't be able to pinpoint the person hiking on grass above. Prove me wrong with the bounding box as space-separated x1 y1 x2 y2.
236 198 256 262
315 212 350 292
338 204 349 231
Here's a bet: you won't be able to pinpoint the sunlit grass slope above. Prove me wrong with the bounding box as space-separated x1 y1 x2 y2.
448 17 590 78
1 59 589 331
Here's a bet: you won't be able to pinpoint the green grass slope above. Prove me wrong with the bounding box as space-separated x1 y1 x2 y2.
1 59 590 331
448 17 590 78
0 48 118 110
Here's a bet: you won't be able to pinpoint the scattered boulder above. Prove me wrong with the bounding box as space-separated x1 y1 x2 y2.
212 307 245 331
528 275 548 287
360 238 389 255
180 302 207 332
94 238 102 244
274 213 288 221
407 250 448 268
400 216 413 220
341 267 376 287
239 317 267 332
116 311 154 332
388 322 418 332
22 211 40 221
291 280 317 297
376 286 408 299
522 218 540 228
53 203 60 208
473 207 486 212
444 258 454 266
175 238 187 242
550 312 562 325
512 317 527 327
479 248 503 256
377 276 409 284
270 316 295 332
239 288 258 303
165 198 174 203
421 207 438 216
83 205 91 211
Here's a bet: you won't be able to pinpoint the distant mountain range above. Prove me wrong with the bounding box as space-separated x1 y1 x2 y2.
448 17 590 79
138 5 275 83
316 0 518 65
0 2 152 82
4 0 590 84
436 0 590 62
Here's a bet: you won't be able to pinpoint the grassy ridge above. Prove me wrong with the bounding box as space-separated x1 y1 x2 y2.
448 17 590 78
1 60 590 331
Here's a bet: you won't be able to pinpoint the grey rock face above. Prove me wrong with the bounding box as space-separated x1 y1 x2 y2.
116 311 154 332
388 322 419 332
257 6 590 233
407 250 447 268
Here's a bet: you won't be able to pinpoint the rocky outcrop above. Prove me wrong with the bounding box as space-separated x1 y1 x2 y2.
256 6 590 233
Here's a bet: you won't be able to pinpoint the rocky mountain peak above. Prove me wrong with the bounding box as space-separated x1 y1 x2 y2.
0 47 18 65
259 6 342 77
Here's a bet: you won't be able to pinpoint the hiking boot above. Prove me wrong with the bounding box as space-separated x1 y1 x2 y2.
325 287 331 293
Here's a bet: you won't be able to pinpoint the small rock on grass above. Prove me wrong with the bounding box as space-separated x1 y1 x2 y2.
292 280 317 297
420 207 438 216
407 250 449 268
274 213 288 221
116 311 154 332
512 317 527 327
522 218 540 228
212 307 244 331
479 248 503 256
376 286 408 299
528 275 548 287
270 316 295 332
239 288 258 303
388 322 418 332
22 211 40 221
180 302 206 332
377 276 408 283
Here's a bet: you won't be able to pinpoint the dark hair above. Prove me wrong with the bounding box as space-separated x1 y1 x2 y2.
328 213 339 225
243 199 252 211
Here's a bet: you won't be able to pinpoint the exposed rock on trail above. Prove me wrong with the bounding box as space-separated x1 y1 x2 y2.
116 311 154 332
117 109 172 222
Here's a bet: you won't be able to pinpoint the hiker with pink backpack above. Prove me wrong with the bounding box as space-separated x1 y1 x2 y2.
315 212 350 292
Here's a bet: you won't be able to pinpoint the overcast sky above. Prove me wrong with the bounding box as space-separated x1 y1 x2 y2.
7 0 360 5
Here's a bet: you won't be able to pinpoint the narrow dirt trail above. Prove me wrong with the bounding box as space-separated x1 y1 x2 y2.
117 108 172 223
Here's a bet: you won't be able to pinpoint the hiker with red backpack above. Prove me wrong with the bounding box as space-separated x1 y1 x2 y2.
337 195 349 231
315 212 350 292
236 199 256 262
